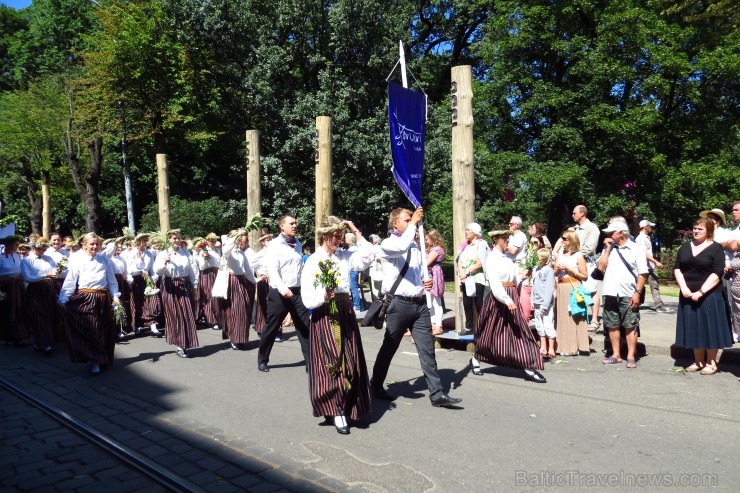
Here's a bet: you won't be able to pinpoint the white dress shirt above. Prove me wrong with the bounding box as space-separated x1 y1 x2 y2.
301 240 374 309
153 247 198 286
58 253 120 304
505 230 528 263
266 234 303 292
484 248 516 305
378 224 425 298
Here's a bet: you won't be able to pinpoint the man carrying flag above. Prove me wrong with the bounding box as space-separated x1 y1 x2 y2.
369 81 461 408
370 206 462 408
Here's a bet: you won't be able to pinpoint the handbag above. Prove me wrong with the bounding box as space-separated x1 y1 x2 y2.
590 266 604 280
362 251 410 329
211 259 229 299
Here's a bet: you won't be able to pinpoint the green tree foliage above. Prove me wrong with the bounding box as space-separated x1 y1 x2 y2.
0 0 736 245
139 196 247 238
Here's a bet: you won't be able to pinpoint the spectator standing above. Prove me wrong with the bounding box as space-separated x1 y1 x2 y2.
572 205 601 331
727 201 740 343
532 248 555 359
554 231 590 356
456 223 489 335
598 222 648 369
635 220 671 312
505 216 528 265
425 228 446 336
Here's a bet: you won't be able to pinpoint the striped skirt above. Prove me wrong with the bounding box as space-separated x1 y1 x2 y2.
161 277 199 349
475 286 544 370
0 276 28 343
219 274 255 344
198 267 221 325
253 279 269 334
64 290 115 365
24 279 57 348
115 273 132 333
129 274 161 328
308 295 371 420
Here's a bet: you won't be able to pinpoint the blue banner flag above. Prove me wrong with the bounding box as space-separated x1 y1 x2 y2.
388 82 426 208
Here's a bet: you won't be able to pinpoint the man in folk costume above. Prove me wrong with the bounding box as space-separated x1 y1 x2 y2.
257 214 311 372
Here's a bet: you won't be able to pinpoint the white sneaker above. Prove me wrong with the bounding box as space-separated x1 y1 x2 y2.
734 333 740 344
150 323 160 335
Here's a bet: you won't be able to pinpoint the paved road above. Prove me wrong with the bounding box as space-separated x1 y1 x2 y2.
2 300 739 493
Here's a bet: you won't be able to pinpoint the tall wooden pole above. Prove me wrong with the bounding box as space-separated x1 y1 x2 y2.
315 116 333 244
41 171 51 238
156 153 171 232
246 130 262 250
451 65 475 334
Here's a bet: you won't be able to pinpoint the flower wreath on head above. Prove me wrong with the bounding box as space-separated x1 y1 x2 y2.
315 221 347 236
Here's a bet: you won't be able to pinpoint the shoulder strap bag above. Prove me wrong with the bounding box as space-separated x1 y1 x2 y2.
362 250 411 329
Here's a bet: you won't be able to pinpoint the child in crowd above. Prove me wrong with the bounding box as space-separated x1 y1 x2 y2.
532 248 556 359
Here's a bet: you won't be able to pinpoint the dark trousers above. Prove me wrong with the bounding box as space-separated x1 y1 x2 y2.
461 282 486 330
257 287 310 366
371 298 444 400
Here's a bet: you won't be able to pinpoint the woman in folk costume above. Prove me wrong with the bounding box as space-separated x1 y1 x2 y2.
21 237 58 354
470 229 546 383
251 233 272 335
153 229 200 358
126 233 163 335
58 233 121 375
217 229 257 350
300 216 374 435
195 232 222 330
103 238 131 338
0 235 29 345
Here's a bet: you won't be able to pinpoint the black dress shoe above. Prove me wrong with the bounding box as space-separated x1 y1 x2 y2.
524 369 547 383
430 394 462 408
258 363 270 372
334 416 350 435
371 386 396 401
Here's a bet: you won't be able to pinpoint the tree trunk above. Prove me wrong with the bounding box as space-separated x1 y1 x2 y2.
85 135 104 233
41 170 51 238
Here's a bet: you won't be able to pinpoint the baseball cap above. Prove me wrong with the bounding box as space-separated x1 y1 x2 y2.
602 222 629 234
639 220 656 228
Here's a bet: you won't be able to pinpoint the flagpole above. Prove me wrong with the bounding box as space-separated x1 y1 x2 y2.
398 41 432 309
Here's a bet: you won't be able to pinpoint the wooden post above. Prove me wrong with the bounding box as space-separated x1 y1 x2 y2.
315 116 333 244
451 65 475 335
246 130 262 250
41 171 51 238
156 153 171 232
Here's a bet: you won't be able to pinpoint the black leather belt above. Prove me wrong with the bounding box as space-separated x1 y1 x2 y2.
394 295 424 304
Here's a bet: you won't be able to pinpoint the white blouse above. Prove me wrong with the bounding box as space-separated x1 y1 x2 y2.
0 251 22 276
153 247 198 285
21 254 57 284
483 248 516 305
102 242 127 276
125 248 157 283
44 247 69 278
195 246 221 270
58 253 120 304
221 237 256 283
300 241 374 310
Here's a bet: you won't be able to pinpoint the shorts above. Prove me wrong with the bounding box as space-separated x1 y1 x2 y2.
602 295 640 330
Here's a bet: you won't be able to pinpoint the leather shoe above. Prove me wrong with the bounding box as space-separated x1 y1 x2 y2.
258 363 270 372
524 369 547 383
431 394 461 408
334 416 350 435
371 386 396 401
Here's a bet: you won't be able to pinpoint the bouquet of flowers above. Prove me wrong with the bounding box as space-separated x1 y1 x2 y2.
0 291 6 301
314 258 341 315
56 256 68 274
113 302 126 331
144 276 160 297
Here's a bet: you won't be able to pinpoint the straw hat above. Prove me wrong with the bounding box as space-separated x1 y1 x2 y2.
699 208 726 226
488 229 513 239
